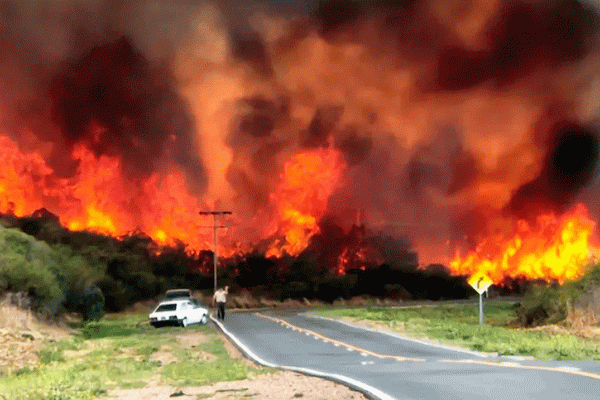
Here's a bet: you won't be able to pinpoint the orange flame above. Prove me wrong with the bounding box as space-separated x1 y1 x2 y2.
266 147 346 257
0 133 348 259
449 203 598 284
0 134 215 251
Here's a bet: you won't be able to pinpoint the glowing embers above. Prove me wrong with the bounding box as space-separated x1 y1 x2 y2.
266 148 346 258
449 204 598 284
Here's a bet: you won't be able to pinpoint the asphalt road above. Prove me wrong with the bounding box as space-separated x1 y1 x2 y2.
212 308 600 400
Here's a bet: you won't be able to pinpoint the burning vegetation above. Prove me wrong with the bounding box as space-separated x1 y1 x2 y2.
0 0 599 310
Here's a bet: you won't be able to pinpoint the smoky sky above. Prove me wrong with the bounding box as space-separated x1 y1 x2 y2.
49 37 205 191
436 0 600 90
507 123 600 220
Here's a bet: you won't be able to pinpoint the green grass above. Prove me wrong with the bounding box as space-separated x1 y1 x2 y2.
315 301 600 360
0 314 268 400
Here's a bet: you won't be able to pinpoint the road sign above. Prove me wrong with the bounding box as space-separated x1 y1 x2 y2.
468 272 493 295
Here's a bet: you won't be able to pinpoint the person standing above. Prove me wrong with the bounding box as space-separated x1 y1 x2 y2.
212 286 229 321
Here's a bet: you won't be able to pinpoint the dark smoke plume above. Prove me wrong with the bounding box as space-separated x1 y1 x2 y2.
436 0 600 90
508 122 600 219
49 37 206 190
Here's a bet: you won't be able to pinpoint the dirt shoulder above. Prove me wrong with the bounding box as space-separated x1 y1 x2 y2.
106 328 369 400
0 304 369 400
105 370 369 400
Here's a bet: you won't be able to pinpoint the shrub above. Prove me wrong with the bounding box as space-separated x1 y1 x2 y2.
517 282 570 326
0 228 64 314
84 287 105 321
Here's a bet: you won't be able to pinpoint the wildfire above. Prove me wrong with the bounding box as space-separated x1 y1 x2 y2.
0 134 215 251
337 246 370 275
449 204 598 284
266 147 346 257
0 131 348 260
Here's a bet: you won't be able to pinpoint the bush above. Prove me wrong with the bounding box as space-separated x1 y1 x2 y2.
83 284 105 322
517 263 600 327
0 228 64 314
517 279 586 326
517 282 567 326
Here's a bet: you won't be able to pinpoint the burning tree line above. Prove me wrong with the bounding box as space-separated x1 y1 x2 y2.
0 207 474 320
3 205 599 327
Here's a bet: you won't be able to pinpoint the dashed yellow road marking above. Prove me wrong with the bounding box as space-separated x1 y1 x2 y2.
438 359 600 380
255 313 600 380
255 312 425 362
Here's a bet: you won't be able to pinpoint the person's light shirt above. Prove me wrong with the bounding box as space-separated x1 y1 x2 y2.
213 290 227 303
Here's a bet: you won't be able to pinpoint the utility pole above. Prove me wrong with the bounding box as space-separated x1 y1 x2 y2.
199 211 232 292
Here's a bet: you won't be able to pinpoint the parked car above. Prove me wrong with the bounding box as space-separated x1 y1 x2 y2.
161 289 192 301
149 298 209 327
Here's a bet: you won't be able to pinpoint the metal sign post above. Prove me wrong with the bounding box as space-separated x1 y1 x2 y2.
468 273 493 326
478 292 484 325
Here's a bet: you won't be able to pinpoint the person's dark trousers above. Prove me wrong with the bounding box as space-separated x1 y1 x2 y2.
217 302 226 320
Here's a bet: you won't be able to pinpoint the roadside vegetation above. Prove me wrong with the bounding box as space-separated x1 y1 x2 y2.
316 299 600 360
0 312 270 400
0 211 472 327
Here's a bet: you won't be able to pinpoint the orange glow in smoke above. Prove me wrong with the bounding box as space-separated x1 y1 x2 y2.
266 147 346 257
449 204 598 284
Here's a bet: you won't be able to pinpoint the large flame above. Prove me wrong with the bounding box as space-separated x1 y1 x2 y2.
266 147 346 257
0 133 214 250
0 131 347 258
449 204 598 284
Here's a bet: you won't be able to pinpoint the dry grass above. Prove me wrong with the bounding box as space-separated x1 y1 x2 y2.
0 304 71 374
567 306 600 329
0 303 34 330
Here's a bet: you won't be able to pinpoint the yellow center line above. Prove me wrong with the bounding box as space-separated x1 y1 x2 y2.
255 313 600 380
255 312 425 362
438 359 600 380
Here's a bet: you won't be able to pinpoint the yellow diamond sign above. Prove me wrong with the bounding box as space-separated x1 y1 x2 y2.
468 272 493 295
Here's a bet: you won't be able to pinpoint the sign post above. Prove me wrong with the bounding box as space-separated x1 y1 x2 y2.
467 272 493 325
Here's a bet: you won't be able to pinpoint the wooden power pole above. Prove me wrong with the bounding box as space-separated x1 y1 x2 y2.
199 211 232 292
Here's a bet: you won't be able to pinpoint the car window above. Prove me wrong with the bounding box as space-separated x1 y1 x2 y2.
164 291 191 299
190 299 200 308
155 303 177 312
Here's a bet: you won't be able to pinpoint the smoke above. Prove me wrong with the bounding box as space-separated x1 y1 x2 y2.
0 0 598 264
508 122 600 219
435 0 600 90
48 37 204 189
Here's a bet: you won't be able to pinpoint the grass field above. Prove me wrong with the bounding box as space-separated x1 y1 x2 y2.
0 314 269 400
315 300 600 360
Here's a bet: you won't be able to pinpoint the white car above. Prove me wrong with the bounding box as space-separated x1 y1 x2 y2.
149 298 209 328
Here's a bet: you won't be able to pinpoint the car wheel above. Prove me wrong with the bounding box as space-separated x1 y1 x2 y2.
200 314 208 325
181 317 188 328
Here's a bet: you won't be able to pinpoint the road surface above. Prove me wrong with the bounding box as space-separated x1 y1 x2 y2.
212 308 600 400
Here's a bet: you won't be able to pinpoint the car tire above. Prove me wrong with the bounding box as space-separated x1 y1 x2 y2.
200 314 208 325
181 317 188 328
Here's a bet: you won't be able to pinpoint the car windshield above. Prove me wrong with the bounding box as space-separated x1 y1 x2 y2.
155 303 177 312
